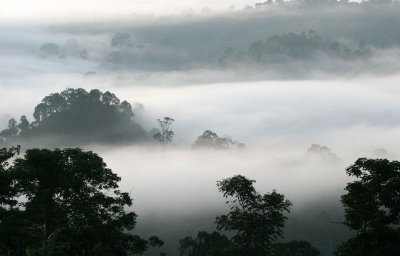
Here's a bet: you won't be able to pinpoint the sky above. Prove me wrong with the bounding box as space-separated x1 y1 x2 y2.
1 0 365 22
0 0 258 22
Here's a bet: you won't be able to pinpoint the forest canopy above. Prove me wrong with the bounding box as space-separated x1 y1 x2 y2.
0 147 165 256
0 88 149 146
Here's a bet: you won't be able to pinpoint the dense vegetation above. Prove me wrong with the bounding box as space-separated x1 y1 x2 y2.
334 158 400 256
0 89 148 146
192 130 245 150
0 147 165 256
1 144 399 255
219 30 370 68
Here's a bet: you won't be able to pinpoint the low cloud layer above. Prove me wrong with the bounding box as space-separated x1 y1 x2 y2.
2 2 400 80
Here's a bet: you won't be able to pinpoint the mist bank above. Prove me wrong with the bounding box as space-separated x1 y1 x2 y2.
2 2 400 80
94 145 365 256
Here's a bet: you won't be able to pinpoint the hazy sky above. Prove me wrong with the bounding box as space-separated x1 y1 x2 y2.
0 0 365 22
1 0 259 22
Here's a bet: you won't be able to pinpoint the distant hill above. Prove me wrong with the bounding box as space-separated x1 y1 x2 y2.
0 88 149 147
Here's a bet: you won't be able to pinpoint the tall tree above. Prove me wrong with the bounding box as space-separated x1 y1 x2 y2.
335 158 400 256
18 115 30 136
153 117 175 147
0 147 152 256
0 118 18 139
215 175 291 256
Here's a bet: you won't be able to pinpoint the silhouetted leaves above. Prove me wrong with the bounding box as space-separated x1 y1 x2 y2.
153 117 175 147
0 88 148 146
216 175 292 256
335 158 400 256
179 231 232 256
193 130 245 150
271 240 320 256
0 147 149 256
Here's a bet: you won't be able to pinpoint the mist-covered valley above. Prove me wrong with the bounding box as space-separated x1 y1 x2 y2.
1 1 400 256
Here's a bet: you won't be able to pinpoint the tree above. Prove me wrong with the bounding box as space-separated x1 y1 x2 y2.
0 118 18 139
215 175 291 256
271 241 320 256
18 115 30 136
307 144 338 160
193 130 245 150
0 146 19 206
0 147 152 256
1 88 148 146
40 43 60 57
153 117 175 147
179 231 232 256
335 158 400 256
111 33 132 48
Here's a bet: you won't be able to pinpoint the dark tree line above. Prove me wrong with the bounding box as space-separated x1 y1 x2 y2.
179 158 400 256
0 88 148 146
2 142 399 256
0 147 165 256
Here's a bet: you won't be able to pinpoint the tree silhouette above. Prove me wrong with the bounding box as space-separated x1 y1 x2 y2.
111 33 133 48
271 241 320 256
335 158 400 256
179 231 232 256
17 115 30 136
0 118 18 139
193 130 245 150
153 117 175 147
0 147 152 256
215 175 291 256
0 88 148 146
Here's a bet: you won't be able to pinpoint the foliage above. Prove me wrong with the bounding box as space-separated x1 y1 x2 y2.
0 146 20 207
111 33 132 48
219 30 370 67
179 231 232 256
335 158 400 256
149 236 164 248
334 229 400 256
0 147 154 256
271 241 320 256
0 119 18 139
153 117 175 147
0 88 148 145
39 43 60 57
307 144 338 160
215 175 292 256
192 130 245 150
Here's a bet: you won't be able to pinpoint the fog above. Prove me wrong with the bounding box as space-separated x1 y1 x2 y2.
2 76 399 254
1 1 400 255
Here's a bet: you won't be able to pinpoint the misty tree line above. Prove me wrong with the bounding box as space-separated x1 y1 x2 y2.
33 0 400 77
106 30 371 71
218 30 370 68
0 88 245 150
253 0 400 7
1 145 399 256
